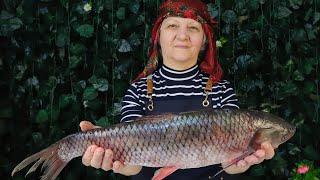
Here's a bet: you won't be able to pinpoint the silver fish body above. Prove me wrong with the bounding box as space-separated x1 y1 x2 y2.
12 109 296 180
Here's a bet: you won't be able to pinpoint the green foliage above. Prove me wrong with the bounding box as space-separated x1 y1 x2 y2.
35 109 49 124
0 0 319 179
76 24 94 38
0 10 23 36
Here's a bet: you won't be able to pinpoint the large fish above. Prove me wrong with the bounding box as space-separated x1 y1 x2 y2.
11 109 295 180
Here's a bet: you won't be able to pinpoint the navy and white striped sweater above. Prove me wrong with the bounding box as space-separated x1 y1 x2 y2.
120 64 239 123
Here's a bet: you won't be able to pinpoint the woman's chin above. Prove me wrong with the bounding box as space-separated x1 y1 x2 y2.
168 58 196 67
171 54 193 62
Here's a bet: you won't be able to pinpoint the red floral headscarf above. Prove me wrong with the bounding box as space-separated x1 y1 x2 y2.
134 0 222 84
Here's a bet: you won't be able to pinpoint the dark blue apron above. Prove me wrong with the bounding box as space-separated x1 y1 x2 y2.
131 97 245 180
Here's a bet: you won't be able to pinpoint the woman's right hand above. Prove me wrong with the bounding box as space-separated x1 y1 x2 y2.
79 121 142 176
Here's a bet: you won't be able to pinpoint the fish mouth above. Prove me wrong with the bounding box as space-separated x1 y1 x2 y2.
281 126 296 142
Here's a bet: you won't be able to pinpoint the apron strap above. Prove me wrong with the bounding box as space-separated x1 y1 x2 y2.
202 76 213 107
146 75 154 111
146 74 213 110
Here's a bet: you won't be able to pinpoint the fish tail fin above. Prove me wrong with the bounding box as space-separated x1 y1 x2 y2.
12 138 74 180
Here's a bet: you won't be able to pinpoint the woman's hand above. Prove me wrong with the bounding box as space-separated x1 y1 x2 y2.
222 142 275 174
79 121 142 176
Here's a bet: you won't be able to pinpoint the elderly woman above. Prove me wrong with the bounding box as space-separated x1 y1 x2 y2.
80 0 275 179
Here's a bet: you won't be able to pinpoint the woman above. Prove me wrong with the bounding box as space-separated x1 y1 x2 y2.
79 0 275 179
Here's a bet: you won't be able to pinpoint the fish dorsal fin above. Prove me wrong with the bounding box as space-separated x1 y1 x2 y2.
177 109 216 116
134 113 175 123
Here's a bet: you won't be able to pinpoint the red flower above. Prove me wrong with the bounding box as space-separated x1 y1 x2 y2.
297 165 309 174
183 9 194 18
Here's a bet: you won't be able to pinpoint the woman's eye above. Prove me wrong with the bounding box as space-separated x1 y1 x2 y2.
168 24 178 28
189 26 199 31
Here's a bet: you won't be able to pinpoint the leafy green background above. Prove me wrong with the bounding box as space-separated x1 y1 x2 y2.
0 0 319 179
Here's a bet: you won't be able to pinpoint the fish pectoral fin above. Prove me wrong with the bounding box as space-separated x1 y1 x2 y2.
152 166 179 180
214 148 256 178
214 128 272 177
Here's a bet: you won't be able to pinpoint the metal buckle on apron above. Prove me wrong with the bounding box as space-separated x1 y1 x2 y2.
202 77 213 107
146 75 154 111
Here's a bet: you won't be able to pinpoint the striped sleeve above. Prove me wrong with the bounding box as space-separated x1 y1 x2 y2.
220 81 239 109
120 83 144 122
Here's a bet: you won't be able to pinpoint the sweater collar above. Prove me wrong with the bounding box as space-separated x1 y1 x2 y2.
159 64 199 81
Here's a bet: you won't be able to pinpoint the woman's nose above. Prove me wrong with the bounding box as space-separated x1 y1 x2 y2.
176 27 189 41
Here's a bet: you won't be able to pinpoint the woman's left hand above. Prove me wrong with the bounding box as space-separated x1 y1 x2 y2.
222 142 275 174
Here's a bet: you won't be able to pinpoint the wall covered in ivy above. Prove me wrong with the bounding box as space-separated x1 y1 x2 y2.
0 0 319 179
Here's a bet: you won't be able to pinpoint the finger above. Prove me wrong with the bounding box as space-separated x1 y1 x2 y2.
90 147 105 169
82 145 98 166
101 149 113 171
113 161 125 173
80 121 100 131
117 165 142 175
254 149 265 158
253 150 266 164
244 155 259 165
236 160 247 167
223 160 249 174
261 142 275 159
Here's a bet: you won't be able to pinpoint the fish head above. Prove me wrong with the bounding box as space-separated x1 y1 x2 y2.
251 111 296 149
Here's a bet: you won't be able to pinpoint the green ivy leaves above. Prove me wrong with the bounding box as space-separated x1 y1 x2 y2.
1 0 319 180
275 7 292 19
222 10 238 23
83 87 98 101
35 110 49 124
76 24 94 38
116 7 126 20
0 11 23 36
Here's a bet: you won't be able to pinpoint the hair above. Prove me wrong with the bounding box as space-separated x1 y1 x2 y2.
133 0 222 84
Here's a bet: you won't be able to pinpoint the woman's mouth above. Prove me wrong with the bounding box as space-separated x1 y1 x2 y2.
175 45 189 49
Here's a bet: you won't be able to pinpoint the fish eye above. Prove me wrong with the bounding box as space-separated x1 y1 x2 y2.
289 126 296 132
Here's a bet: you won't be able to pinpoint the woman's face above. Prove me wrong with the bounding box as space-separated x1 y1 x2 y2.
159 17 205 70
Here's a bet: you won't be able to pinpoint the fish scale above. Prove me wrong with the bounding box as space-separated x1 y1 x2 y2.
12 109 295 180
